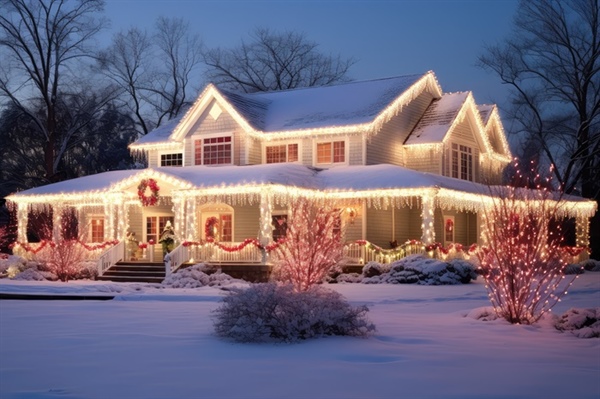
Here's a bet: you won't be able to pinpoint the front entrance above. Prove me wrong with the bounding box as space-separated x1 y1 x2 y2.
199 204 233 242
146 215 174 260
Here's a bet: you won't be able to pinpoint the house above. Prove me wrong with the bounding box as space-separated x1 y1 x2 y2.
5 71 597 278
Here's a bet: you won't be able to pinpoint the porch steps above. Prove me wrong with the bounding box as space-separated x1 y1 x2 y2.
97 261 165 284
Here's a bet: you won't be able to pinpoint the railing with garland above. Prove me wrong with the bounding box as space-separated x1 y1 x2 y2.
164 238 286 275
10 239 120 261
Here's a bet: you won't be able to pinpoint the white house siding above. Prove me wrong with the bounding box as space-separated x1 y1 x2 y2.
366 208 394 248
301 137 312 165
435 209 478 245
128 206 144 241
394 207 423 243
348 134 363 166
344 204 363 242
232 203 261 241
404 146 442 175
184 100 244 166
366 91 435 166
442 118 481 182
148 150 159 168
246 136 262 165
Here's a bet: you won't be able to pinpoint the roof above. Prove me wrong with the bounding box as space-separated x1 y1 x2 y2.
131 72 440 147
7 164 595 218
477 104 495 125
227 73 428 132
405 91 470 145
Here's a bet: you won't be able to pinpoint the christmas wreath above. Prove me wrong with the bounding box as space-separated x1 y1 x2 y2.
137 178 160 206
205 216 219 240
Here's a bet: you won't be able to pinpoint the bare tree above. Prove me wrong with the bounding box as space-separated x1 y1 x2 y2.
0 0 117 183
203 28 355 93
479 0 600 199
98 17 203 135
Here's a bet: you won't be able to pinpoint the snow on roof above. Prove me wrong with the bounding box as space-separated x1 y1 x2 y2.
8 169 143 197
318 164 486 194
132 73 433 147
477 104 495 125
405 91 470 145
131 114 186 146
157 163 318 189
228 73 428 132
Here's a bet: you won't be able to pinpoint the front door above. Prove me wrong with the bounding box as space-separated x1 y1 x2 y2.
146 215 174 258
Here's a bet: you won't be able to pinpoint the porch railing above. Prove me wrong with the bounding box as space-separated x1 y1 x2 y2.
96 240 125 276
164 241 265 275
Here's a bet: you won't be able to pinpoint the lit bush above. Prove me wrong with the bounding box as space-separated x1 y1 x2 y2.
212 283 376 342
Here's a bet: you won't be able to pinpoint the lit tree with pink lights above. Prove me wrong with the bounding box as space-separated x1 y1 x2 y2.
271 197 345 292
34 210 88 282
477 162 579 324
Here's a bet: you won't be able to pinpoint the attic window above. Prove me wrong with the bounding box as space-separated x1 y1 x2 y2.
209 104 222 120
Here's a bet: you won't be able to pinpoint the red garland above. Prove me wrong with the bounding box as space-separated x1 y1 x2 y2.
137 178 160 207
11 240 118 253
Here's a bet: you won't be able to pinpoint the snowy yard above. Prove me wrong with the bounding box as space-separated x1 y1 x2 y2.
0 274 599 399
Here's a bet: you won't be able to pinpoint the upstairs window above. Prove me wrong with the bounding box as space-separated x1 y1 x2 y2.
451 143 473 181
160 153 183 167
316 141 345 164
266 143 299 163
195 136 232 165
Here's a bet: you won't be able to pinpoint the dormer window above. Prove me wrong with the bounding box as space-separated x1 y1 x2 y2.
266 143 299 163
451 143 473 181
160 153 183 167
316 140 345 165
194 135 233 165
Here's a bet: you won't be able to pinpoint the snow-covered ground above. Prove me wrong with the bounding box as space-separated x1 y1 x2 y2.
0 274 599 399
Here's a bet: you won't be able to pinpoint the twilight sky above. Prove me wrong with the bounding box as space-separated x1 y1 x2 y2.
103 0 519 108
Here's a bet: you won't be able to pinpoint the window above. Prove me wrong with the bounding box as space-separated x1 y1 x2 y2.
146 216 174 243
220 214 232 242
195 136 232 165
266 143 298 163
451 143 473 181
316 141 345 164
444 217 455 244
160 153 183 167
90 217 104 242
271 215 288 240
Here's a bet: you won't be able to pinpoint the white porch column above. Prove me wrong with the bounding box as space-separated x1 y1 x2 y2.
115 198 127 241
185 197 197 240
52 204 63 242
172 196 184 241
576 216 590 260
16 205 28 243
103 201 116 241
420 192 435 245
259 190 273 246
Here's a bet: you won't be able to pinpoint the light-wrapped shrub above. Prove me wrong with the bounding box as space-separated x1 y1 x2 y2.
212 283 375 342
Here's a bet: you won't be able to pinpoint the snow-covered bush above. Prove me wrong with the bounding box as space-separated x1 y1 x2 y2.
555 308 600 338
162 263 240 288
362 261 389 277
563 263 585 275
0 255 45 278
333 256 477 285
12 267 57 281
581 259 600 272
212 283 376 342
